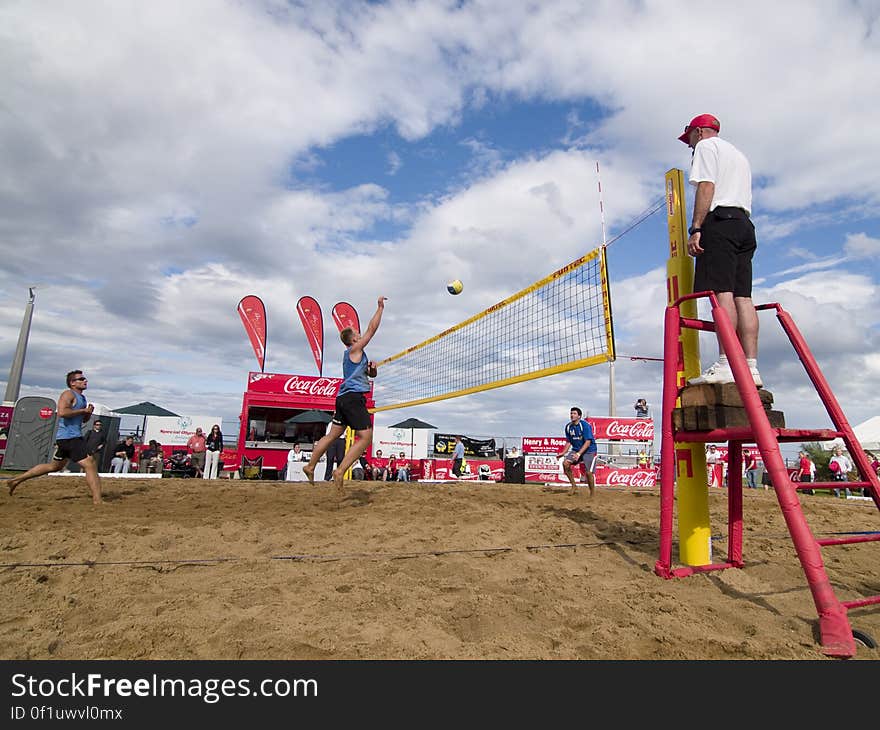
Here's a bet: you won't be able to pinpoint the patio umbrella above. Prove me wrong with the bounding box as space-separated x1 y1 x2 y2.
284 409 334 424
113 401 179 440
389 417 437 460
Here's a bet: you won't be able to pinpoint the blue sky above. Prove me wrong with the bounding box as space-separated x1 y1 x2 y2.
1 0 879 460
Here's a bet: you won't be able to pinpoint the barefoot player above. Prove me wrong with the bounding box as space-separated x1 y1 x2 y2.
303 296 386 493
6 369 103 504
558 406 597 497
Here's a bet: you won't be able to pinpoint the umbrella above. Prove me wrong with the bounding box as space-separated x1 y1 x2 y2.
113 401 179 440
389 417 437 460
285 409 334 424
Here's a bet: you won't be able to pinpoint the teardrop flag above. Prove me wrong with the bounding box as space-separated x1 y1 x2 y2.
331 301 361 334
237 295 267 372
296 296 324 375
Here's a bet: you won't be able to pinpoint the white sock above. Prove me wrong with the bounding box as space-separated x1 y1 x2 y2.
717 355 729 366
746 358 758 368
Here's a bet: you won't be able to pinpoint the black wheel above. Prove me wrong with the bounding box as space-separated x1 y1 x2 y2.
852 629 878 650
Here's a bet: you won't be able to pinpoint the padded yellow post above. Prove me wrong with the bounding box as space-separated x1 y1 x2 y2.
665 169 712 565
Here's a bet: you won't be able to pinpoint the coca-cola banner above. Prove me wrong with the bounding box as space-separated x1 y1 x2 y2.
296 296 324 376
247 372 343 399
237 295 267 372
589 417 654 441
433 434 497 458
331 301 361 334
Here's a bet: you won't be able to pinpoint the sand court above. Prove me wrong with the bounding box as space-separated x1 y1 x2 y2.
1 477 878 660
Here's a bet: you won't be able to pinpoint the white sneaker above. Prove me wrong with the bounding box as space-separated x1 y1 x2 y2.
688 361 734 385
750 367 763 388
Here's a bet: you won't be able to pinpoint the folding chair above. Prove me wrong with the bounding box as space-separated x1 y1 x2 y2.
239 455 263 480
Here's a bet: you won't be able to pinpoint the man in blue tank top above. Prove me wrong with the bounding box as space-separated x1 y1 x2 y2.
6 370 103 504
303 296 386 494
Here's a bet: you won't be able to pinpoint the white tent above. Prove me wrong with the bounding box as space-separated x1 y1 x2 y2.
822 416 880 453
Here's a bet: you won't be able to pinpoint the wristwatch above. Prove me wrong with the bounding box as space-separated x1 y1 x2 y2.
688 225 702 236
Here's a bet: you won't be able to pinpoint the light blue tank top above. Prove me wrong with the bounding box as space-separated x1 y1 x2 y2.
338 348 370 395
56 390 87 439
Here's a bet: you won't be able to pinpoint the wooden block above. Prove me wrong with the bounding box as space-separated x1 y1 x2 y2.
680 383 773 408
674 405 785 432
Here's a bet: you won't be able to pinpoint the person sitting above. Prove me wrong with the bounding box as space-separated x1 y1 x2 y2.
140 440 165 474
386 454 398 482
370 449 387 481
396 452 410 482
110 435 135 474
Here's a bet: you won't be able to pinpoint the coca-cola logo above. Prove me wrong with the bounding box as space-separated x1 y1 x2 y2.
39 407 54 419
606 470 657 487
283 376 342 397
603 420 654 440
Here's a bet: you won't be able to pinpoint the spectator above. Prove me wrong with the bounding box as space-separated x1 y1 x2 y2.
290 443 306 461
634 398 649 418
396 452 410 482
637 450 649 468
141 440 164 474
386 453 398 482
452 435 465 479
706 445 723 487
187 427 207 478
323 423 346 481
829 446 852 498
796 450 814 495
370 449 387 481
83 419 107 461
111 435 135 474
204 424 223 480
744 448 760 489
351 454 368 481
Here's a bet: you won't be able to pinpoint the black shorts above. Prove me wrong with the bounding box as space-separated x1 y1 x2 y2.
332 392 372 432
693 207 756 298
53 437 90 463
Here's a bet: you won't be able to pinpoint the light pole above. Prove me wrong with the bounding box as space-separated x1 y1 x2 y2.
4 287 37 403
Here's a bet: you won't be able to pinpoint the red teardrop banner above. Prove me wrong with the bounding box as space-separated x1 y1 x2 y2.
331 301 361 334
237 295 267 372
296 296 324 376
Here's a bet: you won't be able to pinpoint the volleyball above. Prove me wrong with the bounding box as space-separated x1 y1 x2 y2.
447 279 463 295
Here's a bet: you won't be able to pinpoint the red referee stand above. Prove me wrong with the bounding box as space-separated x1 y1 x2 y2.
656 291 880 658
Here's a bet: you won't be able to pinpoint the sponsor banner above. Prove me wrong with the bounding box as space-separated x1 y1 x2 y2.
237 295 267 372
247 373 344 399
433 434 497 458
143 415 222 447
296 296 324 376
427 459 503 481
0 403 13 466
590 417 654 441
331 302 361 334
373 426 430 460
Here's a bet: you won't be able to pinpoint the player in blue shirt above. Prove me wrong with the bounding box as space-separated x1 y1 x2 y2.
6 369 103 504
303 295 386 494
558 406 597 496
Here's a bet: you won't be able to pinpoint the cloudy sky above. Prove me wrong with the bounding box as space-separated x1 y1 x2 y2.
1 0 879 457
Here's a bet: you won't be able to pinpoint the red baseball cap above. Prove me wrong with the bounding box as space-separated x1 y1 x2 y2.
678 113 721 143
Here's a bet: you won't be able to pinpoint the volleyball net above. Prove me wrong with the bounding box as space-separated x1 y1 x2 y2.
372 245 615 412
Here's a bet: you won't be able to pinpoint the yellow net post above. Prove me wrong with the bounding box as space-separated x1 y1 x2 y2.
665 168 712 566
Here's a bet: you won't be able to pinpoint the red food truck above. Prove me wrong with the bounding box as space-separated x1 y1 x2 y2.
233 372 375 477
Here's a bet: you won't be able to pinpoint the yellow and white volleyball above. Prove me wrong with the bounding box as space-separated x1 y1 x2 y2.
447 279 463 295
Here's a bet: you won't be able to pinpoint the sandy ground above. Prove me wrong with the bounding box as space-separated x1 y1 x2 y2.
1 475 878 660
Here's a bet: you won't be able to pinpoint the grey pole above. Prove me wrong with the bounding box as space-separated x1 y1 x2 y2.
4 287 36 403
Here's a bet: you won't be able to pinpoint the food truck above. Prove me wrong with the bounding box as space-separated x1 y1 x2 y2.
234 372 375 476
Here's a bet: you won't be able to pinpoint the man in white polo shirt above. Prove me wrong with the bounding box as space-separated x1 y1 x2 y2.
679 113 763 388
